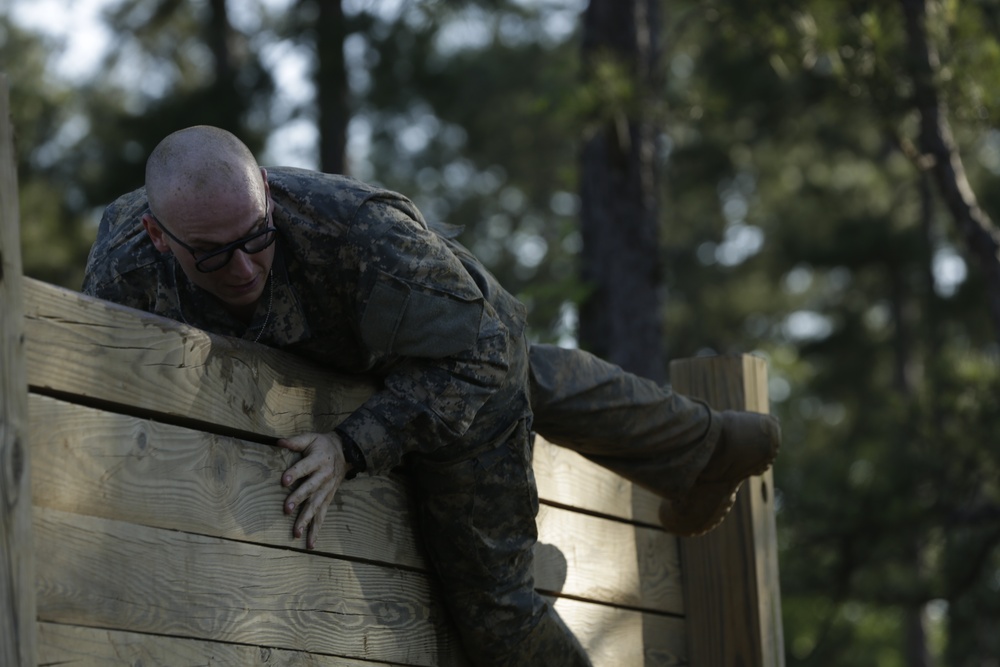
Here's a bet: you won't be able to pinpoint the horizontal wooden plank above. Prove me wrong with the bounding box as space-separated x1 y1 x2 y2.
30 393 683 613
23 278 376 439
38 605 686 667
34 506 468 667
550 597 687 667
28 393 425 568
36 507 684 667
534 436 662 525
536 504 682 615
37 621 400 666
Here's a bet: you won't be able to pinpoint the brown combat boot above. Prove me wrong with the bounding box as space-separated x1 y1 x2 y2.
659 410 781 537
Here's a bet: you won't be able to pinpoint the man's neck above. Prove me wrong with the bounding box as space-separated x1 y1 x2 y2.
227 302 257 324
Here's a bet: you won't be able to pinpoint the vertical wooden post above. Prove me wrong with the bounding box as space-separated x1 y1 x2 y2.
0 73 36 667
670 355 784 667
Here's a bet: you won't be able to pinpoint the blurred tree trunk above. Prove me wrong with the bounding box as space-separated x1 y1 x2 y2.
314 0 349 174
207 0 235 89
901 0 1000 346
579 0 666 382
206 0 242 131
889 252 931 667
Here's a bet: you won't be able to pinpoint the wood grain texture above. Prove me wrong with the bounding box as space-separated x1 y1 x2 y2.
534 435 662 525
38 622 401 666
536 503 682 615
0 74 37 667
35 505 684 666
21 276 698 663
23 277 376 439
670 355 785 667
27 276 684 527
38 603 685 667
34 506 469 667
550 596 688 667
28 393 425 568
28 394 684 615
23 277 663 526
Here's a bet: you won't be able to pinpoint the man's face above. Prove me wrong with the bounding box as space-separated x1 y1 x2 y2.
143 171 276 314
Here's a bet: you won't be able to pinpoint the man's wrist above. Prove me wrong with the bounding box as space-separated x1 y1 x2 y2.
335 428 367 479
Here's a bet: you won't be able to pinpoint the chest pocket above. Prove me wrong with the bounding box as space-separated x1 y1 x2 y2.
361 272 485 359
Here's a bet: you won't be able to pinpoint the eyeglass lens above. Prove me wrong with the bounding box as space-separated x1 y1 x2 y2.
196 228 277 272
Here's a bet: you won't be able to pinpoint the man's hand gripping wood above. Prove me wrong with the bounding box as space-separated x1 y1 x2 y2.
278 432 352 549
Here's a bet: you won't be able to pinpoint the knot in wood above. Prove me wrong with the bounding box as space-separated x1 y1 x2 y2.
12 435 23 483
2 429 25 502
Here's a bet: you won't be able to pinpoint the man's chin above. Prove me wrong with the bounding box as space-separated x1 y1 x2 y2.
230 275 267 298
217 281 266 310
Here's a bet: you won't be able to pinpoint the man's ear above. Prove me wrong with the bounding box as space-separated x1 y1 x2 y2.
142 213 171 254
260 167 271 199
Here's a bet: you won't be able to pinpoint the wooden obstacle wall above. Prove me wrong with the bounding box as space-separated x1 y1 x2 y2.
21 276 688 666
0 76 783 666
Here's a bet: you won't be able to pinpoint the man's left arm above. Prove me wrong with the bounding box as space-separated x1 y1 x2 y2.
279 194 513 547
333 194 514 471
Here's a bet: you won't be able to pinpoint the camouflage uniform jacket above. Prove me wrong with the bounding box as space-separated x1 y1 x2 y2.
83 167 532 475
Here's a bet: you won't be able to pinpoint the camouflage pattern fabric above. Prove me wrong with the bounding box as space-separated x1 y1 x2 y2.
84 167 533 475
528 343 722 498
83 167 717 666
83 167 594 664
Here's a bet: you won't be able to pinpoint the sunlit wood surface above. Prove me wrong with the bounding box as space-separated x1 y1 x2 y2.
23 277 689 666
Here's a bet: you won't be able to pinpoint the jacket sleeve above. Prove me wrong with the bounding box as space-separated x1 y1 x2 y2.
332 195 513 475
82 189 162 312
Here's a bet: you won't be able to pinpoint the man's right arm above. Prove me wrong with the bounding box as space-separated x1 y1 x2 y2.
82 188 161 313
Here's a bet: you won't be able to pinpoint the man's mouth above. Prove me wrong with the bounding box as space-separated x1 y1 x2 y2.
229 274 261 295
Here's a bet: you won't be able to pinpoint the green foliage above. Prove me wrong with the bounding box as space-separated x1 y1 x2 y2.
334 0 586 336
0 13 93 287
658 2 1000 664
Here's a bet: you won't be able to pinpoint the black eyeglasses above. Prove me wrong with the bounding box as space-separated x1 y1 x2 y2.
152 211 278 273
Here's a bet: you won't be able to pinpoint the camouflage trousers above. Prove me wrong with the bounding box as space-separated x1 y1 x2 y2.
409 343 721 667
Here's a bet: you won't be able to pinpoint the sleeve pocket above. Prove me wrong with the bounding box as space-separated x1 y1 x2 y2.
360 273 485 359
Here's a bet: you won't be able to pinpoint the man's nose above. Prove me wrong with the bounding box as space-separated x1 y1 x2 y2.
228 249 255 277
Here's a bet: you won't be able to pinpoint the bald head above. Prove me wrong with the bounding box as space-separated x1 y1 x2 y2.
145 126 264 223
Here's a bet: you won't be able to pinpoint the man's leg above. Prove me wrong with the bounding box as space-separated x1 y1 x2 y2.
410 421 592 667
528 344 779 536
528 343 722 498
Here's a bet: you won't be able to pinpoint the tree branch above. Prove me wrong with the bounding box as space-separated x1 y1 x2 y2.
900 0 1000 346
